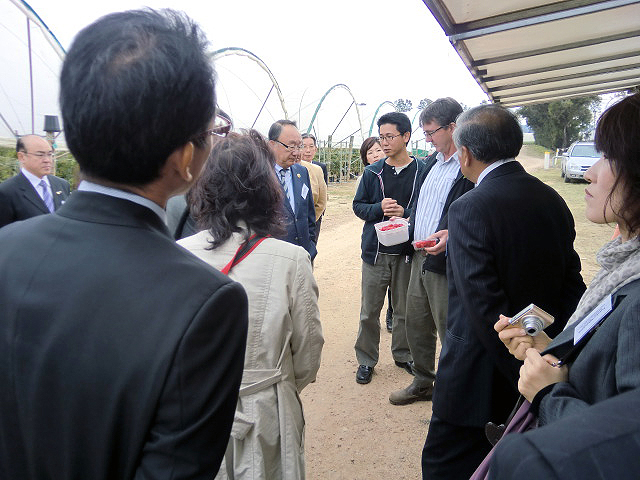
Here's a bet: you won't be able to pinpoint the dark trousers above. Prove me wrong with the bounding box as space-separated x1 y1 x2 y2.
422 415 491 480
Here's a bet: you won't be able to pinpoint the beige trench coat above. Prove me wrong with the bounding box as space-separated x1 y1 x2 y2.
178 230 323 480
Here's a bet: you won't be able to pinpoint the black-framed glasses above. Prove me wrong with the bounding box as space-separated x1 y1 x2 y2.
274 139 303 151
378 133 403 143
424 124 448 138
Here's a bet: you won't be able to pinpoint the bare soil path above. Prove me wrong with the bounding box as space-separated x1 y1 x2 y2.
301 153 611 479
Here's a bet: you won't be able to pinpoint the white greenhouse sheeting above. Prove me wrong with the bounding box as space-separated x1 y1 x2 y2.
421 0 640 107
0 0 64 142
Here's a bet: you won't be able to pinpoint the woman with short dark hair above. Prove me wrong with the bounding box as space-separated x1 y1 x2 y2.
491 93 640 471
179 130 324 480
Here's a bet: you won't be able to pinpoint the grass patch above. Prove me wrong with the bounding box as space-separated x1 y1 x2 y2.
521 144 550 159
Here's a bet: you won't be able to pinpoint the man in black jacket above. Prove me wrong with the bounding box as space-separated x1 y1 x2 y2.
0 135 70 228
389 98 474 406
352 112 426 384
0 10 248 480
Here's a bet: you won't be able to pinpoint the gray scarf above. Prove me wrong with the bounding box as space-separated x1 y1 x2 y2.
566 236 640 327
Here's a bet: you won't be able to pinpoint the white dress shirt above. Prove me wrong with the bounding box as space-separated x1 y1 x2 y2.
413 151 461 241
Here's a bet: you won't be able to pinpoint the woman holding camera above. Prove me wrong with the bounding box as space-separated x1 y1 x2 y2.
495 93 640 426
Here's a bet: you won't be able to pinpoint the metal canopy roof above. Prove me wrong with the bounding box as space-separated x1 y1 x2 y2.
422 0 640 107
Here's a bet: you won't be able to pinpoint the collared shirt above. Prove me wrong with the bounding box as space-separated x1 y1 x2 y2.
413 151 461 241
78 180 167 223
274 163 295 213
21 167 51 204
476 158 517 186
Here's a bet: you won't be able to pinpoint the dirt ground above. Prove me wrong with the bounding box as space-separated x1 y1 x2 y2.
300 153 613 479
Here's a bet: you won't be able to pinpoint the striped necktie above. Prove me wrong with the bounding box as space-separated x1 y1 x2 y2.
39 179 55 213
279 169 290 203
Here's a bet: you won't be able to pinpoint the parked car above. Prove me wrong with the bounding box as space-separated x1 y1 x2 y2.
560 141 600 183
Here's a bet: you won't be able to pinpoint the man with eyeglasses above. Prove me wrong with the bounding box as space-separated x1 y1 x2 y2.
0 10 248 479
166 109 232 239
389 98 474 406
0 134 71 228
352 112 427 385
268 119 317 259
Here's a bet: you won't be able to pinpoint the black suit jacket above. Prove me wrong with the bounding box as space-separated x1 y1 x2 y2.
489 387 640 480
433 161 585 427
313 160 328 185
0 191 248 480
0 171 71 228
278 163 317 259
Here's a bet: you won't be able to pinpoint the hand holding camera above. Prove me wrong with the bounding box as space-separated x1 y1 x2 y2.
494 305 554 361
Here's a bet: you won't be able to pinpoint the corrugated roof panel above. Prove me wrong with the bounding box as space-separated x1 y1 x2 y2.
422 0 640 106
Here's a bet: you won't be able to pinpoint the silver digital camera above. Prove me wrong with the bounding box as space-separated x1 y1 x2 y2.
508 304 554 336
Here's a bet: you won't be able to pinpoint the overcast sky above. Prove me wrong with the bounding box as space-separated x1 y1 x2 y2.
1 0 489 144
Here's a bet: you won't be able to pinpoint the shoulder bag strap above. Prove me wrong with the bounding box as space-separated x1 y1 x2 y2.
220 234 269 275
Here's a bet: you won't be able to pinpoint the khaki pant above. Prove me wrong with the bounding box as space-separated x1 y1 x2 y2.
405 253 449 388
354 254 412 366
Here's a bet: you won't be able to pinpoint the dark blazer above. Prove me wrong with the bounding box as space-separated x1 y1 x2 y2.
0 171 70 228
278 163 317 259
432 161 585 427
490 387 640 480
408 152 474 275
0 191 248 480
313 160 328 185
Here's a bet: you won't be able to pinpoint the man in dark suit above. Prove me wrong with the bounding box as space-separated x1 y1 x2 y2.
422 104 585 479
0 134 70 228
0 9 248 480
268 120 317 259
489 388 640 479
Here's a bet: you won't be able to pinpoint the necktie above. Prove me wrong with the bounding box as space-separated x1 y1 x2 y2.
39 179 55 213
279 169 290 203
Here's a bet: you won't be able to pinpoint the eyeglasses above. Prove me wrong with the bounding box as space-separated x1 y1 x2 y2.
194 114 233 140
423 125 448 138
378 134 403 143
21 151 53 159
274 139 303 151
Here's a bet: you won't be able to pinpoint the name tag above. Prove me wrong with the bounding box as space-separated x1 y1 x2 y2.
574 295 613 345
301 184 309 200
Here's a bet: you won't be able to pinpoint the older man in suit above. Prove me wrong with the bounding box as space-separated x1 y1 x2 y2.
0 134 70 228
422 104 585 480
268 120 317 259
0 9 247 480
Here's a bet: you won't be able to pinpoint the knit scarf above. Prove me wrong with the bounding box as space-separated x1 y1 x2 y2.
566 236 640 328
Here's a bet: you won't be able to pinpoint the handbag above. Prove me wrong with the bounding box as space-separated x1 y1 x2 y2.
469 398 537 480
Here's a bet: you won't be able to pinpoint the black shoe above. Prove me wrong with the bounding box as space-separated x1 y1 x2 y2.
394 360 415 376
386 310 393 332
356 365 374 384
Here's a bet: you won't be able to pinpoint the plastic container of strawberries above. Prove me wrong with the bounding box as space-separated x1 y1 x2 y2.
374 218 409 246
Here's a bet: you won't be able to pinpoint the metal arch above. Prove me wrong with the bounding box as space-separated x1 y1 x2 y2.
9 0 66 60
306 84 365 142
210 47 288 119
368 101 395 137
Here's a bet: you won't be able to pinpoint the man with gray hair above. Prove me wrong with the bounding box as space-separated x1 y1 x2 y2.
268 119 317 259
422 104 585 479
